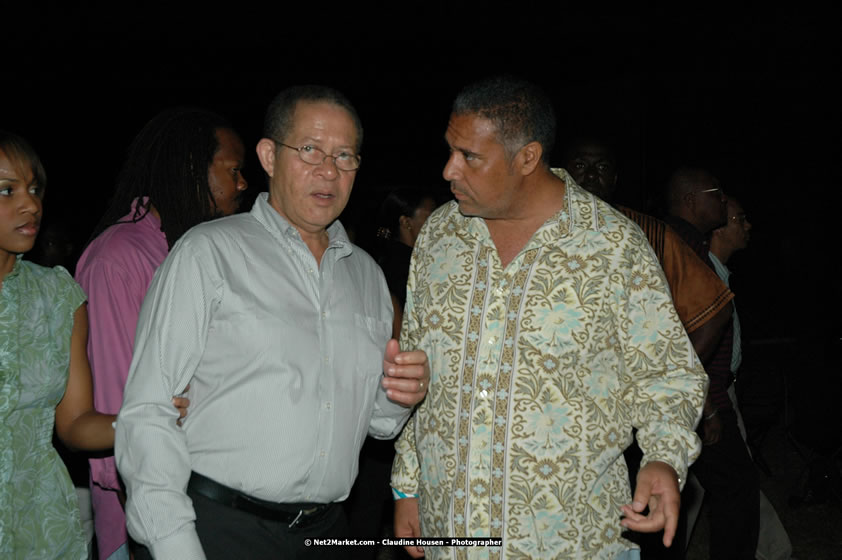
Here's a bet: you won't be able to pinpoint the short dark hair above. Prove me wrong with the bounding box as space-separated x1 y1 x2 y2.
89 107 234 248
263 85 363 152
0 130 47 193
562 136 618 167
452 75 556 163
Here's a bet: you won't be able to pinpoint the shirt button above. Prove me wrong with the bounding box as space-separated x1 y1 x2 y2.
326 402 332 409
320 451 326 457
488 337 496 345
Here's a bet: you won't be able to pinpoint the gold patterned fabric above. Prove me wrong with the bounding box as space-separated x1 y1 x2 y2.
392 171 707 559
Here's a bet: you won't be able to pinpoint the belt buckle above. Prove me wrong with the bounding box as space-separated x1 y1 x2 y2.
288 506 321 528
288 509 304 528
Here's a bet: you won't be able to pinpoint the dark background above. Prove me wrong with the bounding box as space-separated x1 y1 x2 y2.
6 6 840 349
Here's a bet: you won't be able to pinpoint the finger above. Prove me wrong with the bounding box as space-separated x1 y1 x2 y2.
382 374 427 394
383 364 426 384
404 546 425 559
392 349 428 365
631 479 652 513
619 505 647 523
384 388 426 406
383 338 400 367
661 491 680 547
621 513 664 533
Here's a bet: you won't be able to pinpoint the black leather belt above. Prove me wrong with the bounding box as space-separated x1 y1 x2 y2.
187 471 333 527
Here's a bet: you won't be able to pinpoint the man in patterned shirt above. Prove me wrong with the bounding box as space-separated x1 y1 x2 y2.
391 76 708 559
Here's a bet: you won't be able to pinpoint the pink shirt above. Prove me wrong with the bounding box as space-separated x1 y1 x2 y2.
76 203 168 559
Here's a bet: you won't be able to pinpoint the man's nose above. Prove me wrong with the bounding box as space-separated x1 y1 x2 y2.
443 154 459 181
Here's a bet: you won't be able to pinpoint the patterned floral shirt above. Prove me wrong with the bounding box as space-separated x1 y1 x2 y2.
392 171 707 559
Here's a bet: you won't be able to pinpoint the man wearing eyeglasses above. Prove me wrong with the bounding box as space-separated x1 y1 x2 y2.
664 170 760 560
116 85 430 560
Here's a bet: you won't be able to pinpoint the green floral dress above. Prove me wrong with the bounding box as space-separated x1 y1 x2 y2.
0 256 88 559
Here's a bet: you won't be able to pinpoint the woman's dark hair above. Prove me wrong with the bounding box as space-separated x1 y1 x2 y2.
0 130 47 193
89 107 233 248
375 187 431 243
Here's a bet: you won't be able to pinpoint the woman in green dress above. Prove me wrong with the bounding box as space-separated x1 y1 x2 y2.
0 131 185 559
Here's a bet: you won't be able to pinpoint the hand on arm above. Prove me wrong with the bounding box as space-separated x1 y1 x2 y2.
394 497 425 558
620 461 682 547
381 338 429 407
701 393 722 446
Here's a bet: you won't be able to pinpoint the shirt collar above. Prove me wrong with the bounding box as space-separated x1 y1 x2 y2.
250 192 353 257
447 168 606 249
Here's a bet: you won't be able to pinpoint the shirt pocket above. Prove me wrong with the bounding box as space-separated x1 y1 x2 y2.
353 313 392 381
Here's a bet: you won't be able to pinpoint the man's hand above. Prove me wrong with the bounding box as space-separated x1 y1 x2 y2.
702 410 722 446
382 339 430 407
394 497 424 558
620 461 681 547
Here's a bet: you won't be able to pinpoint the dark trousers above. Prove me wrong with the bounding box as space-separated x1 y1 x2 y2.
191 488 350 560
344 436 395 560
133 488 351 560
691 408 760 560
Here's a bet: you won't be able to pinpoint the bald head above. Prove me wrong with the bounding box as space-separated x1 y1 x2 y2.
666 167 728 233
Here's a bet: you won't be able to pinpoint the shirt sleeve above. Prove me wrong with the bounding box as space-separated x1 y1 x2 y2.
619 237 708 486
661 226 734 334
389 251 423 495
76 258 141 491
115 236 217 560
368 265 413 439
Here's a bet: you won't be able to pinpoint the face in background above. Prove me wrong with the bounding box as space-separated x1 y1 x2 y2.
718 198 751 251
443 113 523 219
0 148 43 259
258 101 359 237
401 196 437 248
565 141 618 201
208 127 248 217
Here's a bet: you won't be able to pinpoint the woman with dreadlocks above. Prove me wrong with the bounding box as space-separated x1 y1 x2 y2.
75 107 248 560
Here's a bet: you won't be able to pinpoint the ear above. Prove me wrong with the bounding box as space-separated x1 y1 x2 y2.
515 141 543 176
682 190 696 210
399 215 412 230
256 138 277 177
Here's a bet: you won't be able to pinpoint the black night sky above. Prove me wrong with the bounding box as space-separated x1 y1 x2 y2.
7 6 841 358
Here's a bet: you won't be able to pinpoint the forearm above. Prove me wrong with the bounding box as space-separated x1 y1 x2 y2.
58 411 116 451
116 401 199 557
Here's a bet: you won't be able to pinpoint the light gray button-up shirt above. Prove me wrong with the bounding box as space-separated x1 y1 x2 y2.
116 192 409 559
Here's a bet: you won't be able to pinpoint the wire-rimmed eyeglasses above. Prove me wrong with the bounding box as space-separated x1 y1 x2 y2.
694 186 722 195
274 140 361 171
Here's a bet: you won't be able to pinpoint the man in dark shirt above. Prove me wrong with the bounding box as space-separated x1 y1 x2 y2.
664 167 759 560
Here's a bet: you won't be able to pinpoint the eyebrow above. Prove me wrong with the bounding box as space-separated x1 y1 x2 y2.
300 137 357 152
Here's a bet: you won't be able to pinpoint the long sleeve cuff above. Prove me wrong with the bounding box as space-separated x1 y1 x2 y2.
148 525 205 560
368 388 412 439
